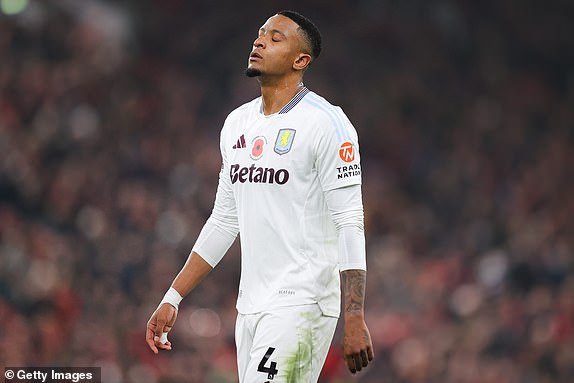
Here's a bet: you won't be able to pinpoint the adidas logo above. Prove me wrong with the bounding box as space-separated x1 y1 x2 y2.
232 134 246 149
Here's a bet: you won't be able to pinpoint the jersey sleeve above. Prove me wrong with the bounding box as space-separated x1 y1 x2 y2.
212 122 239 230
314 107 362 191
191 120 239 267
324 184 367 271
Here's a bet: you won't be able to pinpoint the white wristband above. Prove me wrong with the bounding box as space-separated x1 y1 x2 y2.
159 287 183 311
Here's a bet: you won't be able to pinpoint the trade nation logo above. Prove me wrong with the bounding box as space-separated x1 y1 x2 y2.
339 141 355 162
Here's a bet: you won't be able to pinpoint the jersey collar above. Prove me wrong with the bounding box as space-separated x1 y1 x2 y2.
259 86 310 115
279 86 310 114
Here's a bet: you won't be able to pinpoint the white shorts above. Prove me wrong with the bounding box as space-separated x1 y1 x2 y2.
235 304 338 383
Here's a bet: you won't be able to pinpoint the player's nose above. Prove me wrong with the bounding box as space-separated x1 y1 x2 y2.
253 36 265 49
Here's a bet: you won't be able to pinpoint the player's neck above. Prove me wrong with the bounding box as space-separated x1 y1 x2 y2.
259 76 304 116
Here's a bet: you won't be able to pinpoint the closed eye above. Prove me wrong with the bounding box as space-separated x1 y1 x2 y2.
258 27 285 42
271 32 285 42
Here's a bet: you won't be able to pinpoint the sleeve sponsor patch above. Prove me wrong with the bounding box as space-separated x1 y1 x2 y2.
337 163 361 179
338 141 355 162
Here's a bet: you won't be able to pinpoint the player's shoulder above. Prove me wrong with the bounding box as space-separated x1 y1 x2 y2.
219 97 260 141
226 97 260 122
299 91 355 136
300 91 349 124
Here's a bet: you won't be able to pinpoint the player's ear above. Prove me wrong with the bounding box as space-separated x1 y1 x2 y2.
293 53 312 72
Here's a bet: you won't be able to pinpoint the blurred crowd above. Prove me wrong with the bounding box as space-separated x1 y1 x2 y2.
1 0 573 382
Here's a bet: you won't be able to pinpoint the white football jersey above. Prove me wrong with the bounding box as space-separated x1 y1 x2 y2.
217 87 362 317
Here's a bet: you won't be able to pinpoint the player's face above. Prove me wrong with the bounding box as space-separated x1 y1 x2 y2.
247 15 307 77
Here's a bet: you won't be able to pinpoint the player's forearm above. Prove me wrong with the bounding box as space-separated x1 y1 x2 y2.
341 269 367 320
171 251 213 297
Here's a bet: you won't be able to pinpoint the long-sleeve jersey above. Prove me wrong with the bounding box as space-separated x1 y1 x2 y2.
193 87 364 317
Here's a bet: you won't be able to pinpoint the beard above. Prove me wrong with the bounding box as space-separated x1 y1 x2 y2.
245 67 262 77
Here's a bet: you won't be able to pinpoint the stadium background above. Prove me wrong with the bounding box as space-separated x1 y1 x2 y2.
1 0 573 382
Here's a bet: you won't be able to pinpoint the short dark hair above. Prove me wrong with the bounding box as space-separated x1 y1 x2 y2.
278 10 322 61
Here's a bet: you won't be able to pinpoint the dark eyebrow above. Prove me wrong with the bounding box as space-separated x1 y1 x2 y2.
258 28 286 38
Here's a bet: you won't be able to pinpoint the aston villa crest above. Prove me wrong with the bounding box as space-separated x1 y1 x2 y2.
274 128 296 155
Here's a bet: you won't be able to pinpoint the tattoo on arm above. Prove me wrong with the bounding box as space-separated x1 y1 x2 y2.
341 269 366 315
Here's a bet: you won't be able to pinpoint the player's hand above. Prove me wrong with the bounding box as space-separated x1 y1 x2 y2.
146 303 178 354
343 315 374 374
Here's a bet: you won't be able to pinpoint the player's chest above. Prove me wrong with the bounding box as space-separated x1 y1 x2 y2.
227 118 312 170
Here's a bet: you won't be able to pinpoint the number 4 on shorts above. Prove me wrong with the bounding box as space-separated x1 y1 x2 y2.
258 347 279 380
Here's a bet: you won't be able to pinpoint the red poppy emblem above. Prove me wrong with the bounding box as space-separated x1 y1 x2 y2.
251 137 265 160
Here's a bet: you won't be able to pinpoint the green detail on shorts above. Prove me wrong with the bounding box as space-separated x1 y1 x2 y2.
283 312 320 383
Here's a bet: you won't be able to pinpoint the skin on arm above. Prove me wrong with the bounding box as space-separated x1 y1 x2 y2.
341 269 374 374
145 251 213 353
